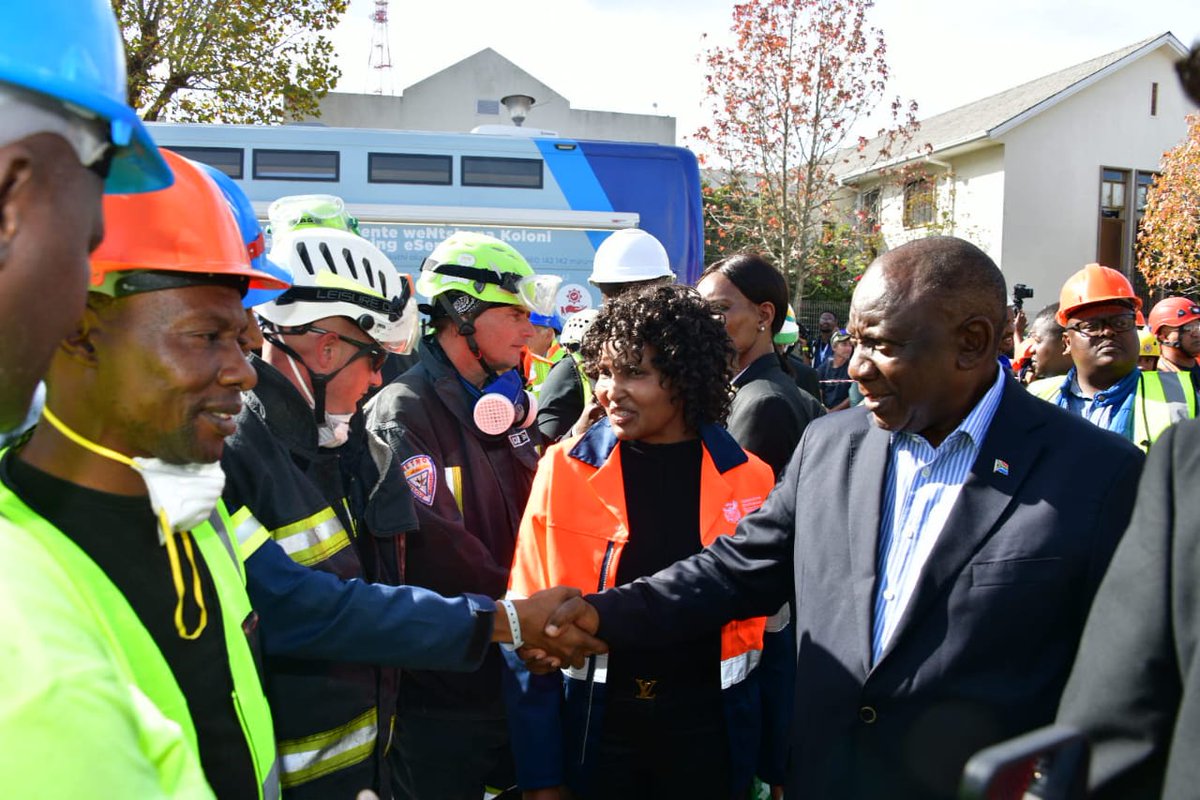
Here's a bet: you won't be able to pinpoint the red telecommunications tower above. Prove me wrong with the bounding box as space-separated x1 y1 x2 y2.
368 0 394 95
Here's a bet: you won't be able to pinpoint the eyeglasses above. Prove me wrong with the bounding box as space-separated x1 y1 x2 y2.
307 325 387 372
1066 313 1137 338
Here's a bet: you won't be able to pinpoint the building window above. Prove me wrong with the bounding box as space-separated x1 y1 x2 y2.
252 149 339 182
476 99 500 115
857 187 881 231
367 153 452 185
461 156 543 189
1151 82 1159 116
1098 167 1129 269
902 178 935 229
170 146 243 179
1135 171 1156 213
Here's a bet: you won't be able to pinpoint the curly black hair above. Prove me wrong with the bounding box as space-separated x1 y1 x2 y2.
582 283 735 431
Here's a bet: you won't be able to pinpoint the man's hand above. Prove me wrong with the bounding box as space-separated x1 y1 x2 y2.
545 594 600 637
495 587 607 670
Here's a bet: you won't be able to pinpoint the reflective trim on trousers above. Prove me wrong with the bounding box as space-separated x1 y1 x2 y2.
278 707 378 788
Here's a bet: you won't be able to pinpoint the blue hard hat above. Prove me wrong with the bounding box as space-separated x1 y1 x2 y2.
195 161 293 308
0 0 172 194
529 311 563 332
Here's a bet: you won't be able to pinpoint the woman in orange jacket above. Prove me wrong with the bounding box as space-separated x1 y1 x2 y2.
503 284 774 800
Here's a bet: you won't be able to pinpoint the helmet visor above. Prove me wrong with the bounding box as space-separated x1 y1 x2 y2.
365 277 420 354
268 194 357 235
517 274 562 316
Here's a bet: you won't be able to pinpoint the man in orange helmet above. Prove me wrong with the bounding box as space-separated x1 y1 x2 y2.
1148 297 1200 381
1 150 288 797
1028 264 1195 450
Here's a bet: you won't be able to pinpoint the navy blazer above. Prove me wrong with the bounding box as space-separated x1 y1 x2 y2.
590 377 1144 799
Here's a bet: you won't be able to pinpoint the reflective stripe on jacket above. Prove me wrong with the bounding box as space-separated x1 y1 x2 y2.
0 481 278 799
1029 370 1196 451
504 419 772 793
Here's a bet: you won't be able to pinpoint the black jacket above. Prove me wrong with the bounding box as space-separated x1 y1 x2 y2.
1058 418 1200 799
535 354 585 442
728 353 825 479
784 352 823 404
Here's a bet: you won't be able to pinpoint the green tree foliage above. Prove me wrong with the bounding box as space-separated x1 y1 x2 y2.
114 0 347 123
1137 113 1200 293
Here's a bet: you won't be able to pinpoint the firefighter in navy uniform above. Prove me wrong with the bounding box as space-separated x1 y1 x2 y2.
366 232 562 800
222 197 483 799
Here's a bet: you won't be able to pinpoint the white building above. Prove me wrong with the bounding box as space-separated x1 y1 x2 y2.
303 48 676 146
836 33 1196 305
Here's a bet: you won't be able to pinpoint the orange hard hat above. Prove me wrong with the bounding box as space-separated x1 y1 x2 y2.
1056 263 1141 326
1012 337 1036 371
90 149 289 294
1147 296 1200 336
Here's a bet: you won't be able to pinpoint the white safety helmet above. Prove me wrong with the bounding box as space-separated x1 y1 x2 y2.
257 225 419 355
588 228 674 285
560 309 599 348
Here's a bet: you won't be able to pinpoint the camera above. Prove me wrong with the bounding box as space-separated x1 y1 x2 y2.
1012 284 1034 310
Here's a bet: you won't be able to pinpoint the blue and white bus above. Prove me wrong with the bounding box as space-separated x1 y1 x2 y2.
147 123 703 317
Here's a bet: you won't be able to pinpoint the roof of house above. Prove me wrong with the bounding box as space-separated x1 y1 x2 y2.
838 32 1186 182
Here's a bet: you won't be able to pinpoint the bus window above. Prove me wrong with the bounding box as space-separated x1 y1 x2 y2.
172 146 244 179
461 156 542 189
253 149 340 182
368 153 452 185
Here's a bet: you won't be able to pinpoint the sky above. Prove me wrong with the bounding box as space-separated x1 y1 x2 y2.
326 0 1200 147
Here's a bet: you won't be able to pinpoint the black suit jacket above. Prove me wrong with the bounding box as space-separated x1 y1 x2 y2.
1057 418 1200 799
590 378 1143 799
728 354 825 479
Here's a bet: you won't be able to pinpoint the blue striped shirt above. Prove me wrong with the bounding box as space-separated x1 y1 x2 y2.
871 366 1006 663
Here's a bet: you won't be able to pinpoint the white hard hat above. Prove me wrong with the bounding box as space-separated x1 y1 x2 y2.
589 229 673 285
258 225 420 354
560 309 599 348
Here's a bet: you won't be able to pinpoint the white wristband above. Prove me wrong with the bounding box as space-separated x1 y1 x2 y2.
499 599 523 649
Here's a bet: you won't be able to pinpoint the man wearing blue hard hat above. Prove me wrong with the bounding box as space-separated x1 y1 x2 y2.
0 2 205 796
524 310 565 397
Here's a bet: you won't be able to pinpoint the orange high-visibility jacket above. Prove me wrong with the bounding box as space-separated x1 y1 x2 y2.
505 419 773 792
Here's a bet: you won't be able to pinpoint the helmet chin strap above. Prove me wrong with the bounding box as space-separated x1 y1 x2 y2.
262 324 356 423
435 295 503 385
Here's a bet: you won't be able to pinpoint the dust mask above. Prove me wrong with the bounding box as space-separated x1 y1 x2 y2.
41 406 217 639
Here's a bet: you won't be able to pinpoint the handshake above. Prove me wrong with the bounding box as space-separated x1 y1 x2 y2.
493 586 606 673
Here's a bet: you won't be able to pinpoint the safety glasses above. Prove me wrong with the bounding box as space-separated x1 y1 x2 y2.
306 325 388 372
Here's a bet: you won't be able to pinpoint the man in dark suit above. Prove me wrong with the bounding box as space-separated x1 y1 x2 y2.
541 236 1144 800
1056 417 1200 799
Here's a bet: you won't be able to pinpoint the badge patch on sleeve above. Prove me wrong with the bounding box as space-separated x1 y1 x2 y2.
402 455 437 506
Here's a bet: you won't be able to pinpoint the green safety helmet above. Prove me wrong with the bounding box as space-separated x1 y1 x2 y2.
417 231 560 316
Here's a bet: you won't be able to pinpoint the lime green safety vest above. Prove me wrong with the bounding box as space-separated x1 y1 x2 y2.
1027 370 1196 451
1133 371 1196 451
0 482 279 799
